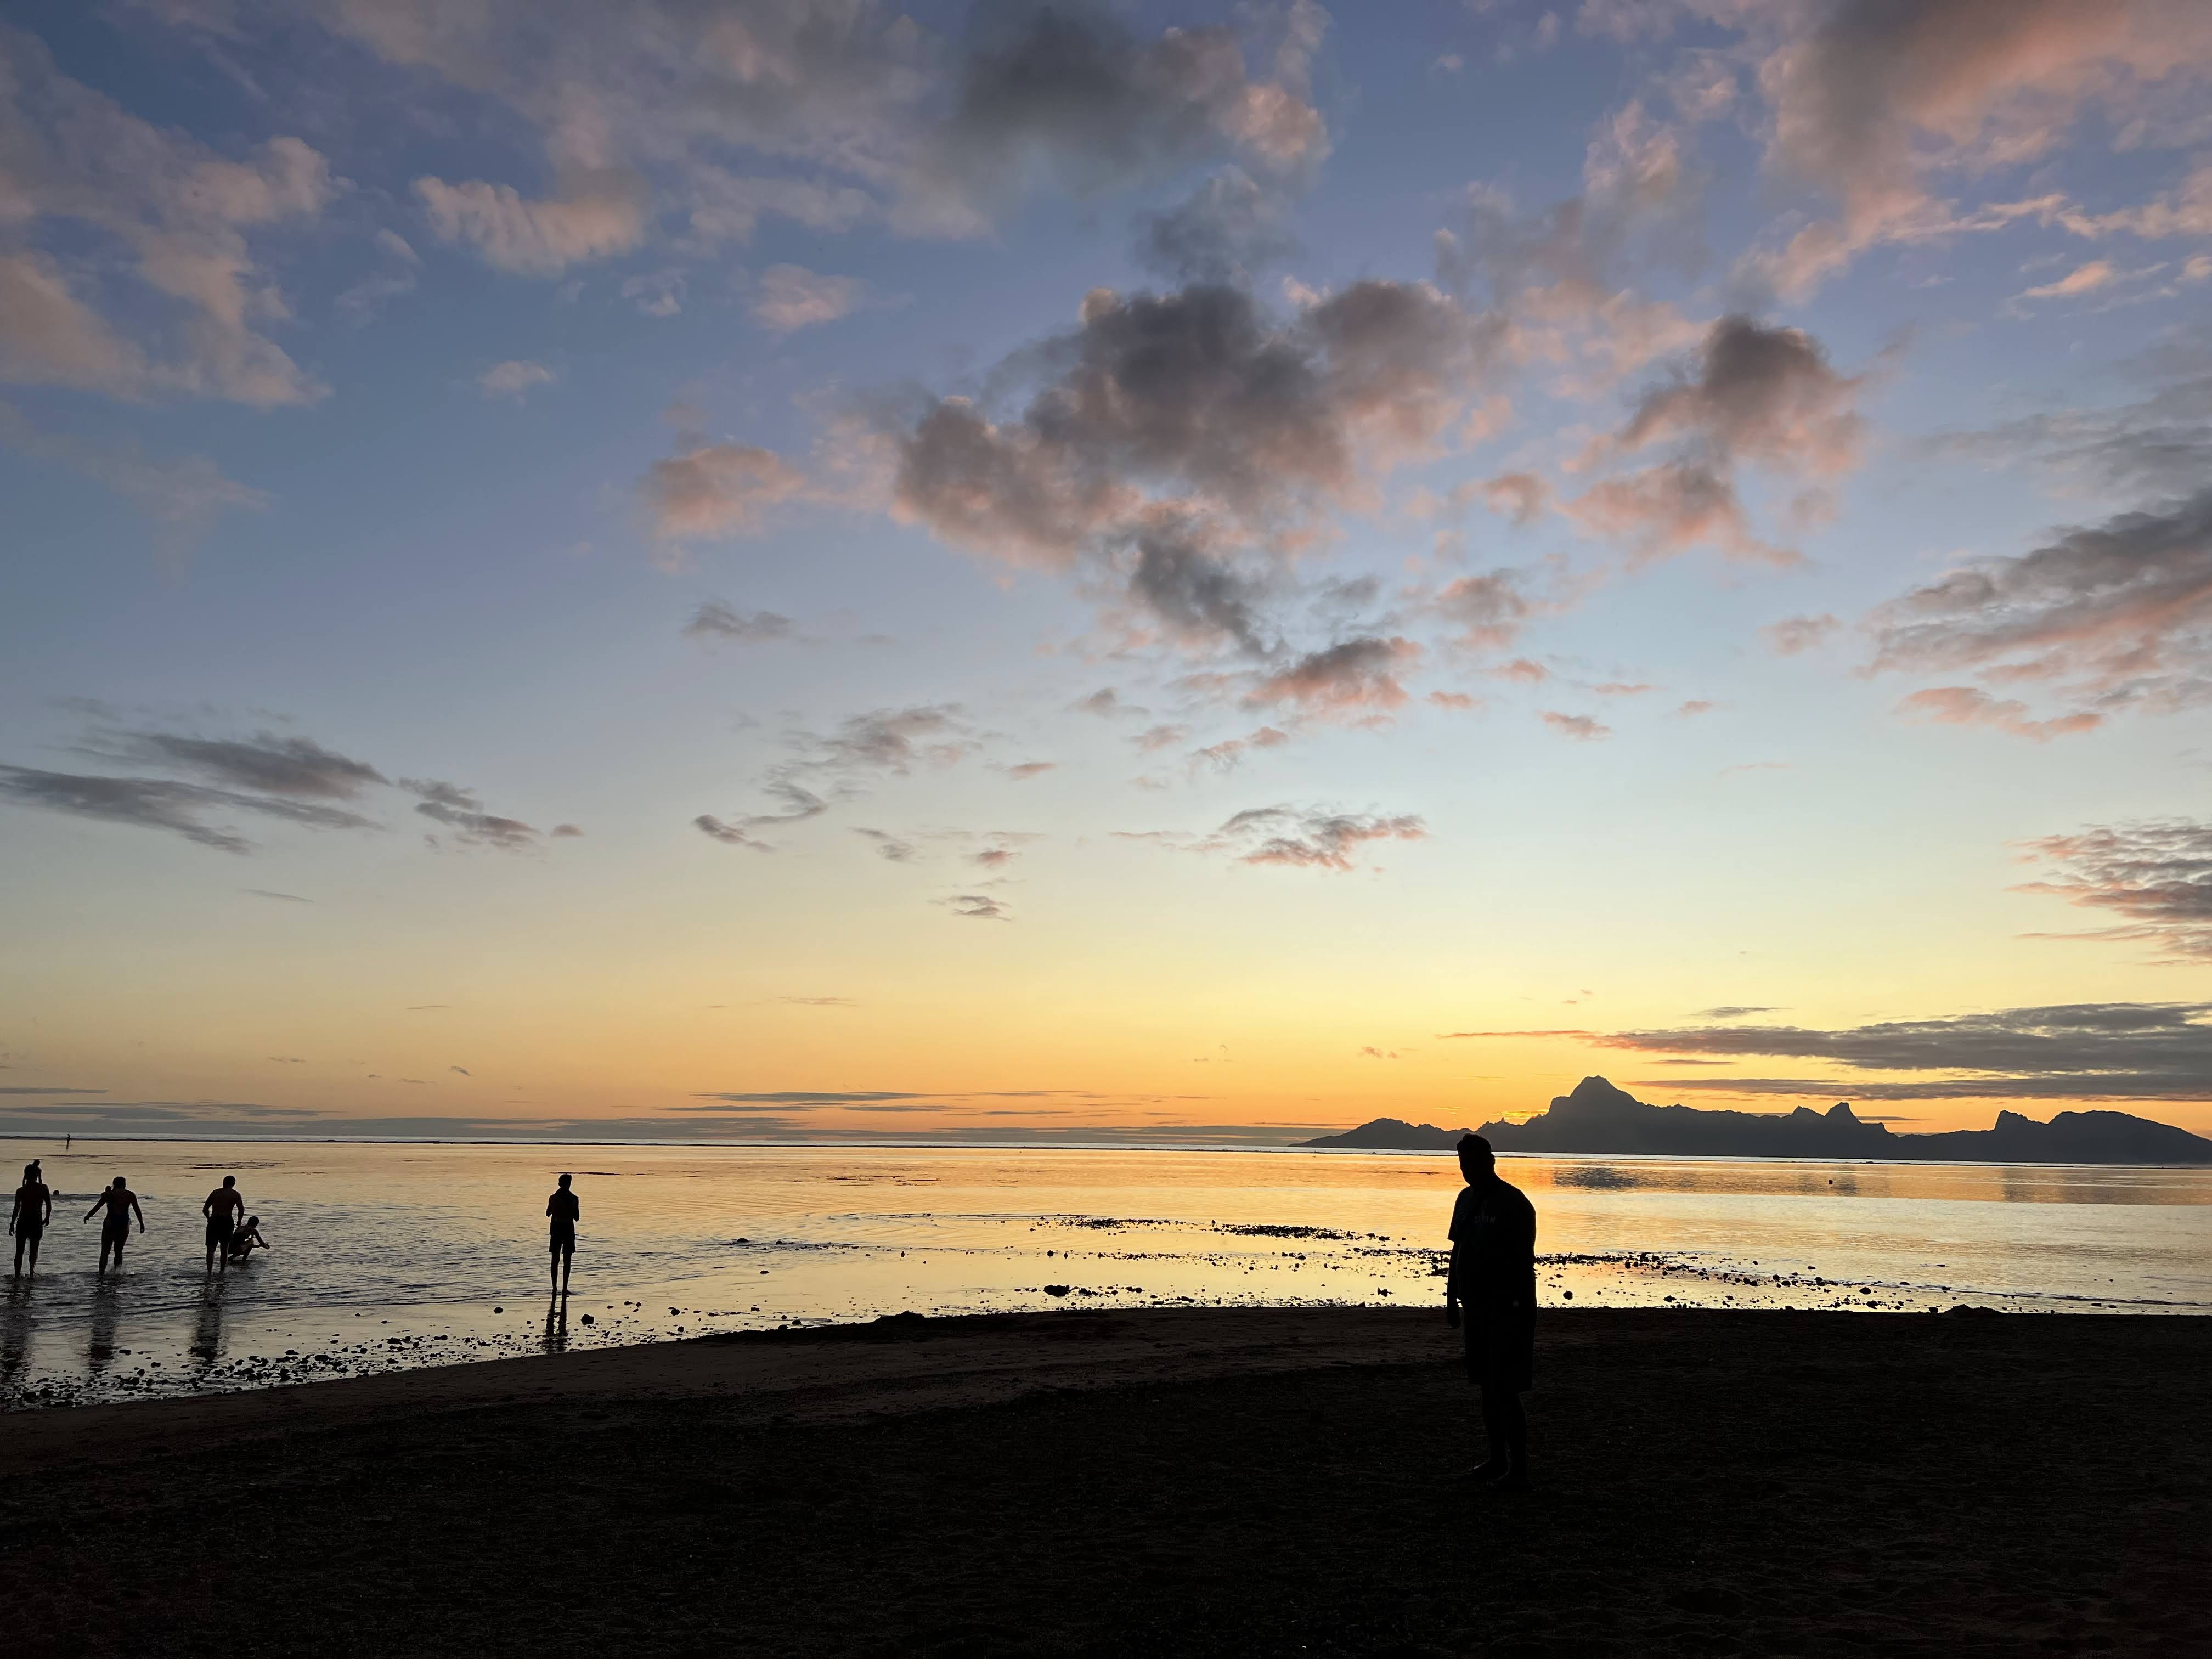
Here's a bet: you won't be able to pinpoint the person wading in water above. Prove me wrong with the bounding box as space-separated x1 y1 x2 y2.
9 1162 52 1277
546 1173 579 1295
84 1177 146 1274
202 1175 246 1275
1445 1132 1538 1491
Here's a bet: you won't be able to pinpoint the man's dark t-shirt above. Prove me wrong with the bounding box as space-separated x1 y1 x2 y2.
1448 1176 1538 1391
547 1189 579 1240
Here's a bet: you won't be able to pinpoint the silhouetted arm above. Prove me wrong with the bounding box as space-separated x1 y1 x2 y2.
83 1195 105 1224
130 1197 146 1232
5 1195 16 1235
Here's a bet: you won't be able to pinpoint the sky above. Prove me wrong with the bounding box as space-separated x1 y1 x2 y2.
4 0 2212 1146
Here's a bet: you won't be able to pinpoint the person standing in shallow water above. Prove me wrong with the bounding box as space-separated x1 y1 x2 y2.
84 1177 145 1273
9 1162 52 1277
1446 1132 1537 1491
546 1173 579 1295
202 1175 245 1275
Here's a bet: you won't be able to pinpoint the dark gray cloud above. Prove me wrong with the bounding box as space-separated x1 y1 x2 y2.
402 778 544 851
1136 166 1297 284
1127 523 1273 655
0 764 377 854
1588 1002 2212 1100
696 706 970 851
243 888 312 902
0 1085 105 1094
924 3 1327 221
854 827 916 862
1125 803 1426 873
690 1091 930 1107
1932 351 2212 503
684 601 797 644
98 731 387 797
943 893 1010 920
890 276 1500 661
2016 820 2212 959
1568 315 1865 566
1245 636 1420 715
1867 483 2212 724
1699 1005 1781 1018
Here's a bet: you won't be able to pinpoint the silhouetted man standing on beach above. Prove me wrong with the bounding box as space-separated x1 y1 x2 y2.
1446 1133 1537 1491
546 1173 579 1295
9 1162 52 1277
84 1177 145 1273
203 1175 245 1275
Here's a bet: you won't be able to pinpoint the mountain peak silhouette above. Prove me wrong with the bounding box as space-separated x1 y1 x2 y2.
1300 1077 2212 1163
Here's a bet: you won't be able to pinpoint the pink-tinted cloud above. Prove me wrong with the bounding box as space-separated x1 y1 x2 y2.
642 444 808 540
1245 636 1422 716
1539 710 1611 741
1897 686 2102 741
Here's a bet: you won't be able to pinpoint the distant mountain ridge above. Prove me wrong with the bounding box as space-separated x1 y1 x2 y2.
1299 1076 2212 1164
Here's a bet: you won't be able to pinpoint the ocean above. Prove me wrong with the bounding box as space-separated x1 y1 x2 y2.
3 1139 2208 1409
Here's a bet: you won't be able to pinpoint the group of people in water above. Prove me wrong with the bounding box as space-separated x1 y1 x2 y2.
5 1143 1535 1487
7 1164 269 1278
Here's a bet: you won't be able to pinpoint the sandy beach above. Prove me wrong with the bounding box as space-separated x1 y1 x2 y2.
0 1305 2204 1655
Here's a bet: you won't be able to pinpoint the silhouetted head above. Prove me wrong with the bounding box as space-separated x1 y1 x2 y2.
557 1173 572 1189
1457 1133 1495 1185
222 1175 236 1188
245 1215 258 1227
110 1176 127 1190
23 1162 36 1181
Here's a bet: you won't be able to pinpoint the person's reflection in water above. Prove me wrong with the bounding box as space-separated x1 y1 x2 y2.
0 1279 35 1391
542 1297 568 1355
190 1274 229 1376
86 1279 123 1376
1446 1132 1537 1492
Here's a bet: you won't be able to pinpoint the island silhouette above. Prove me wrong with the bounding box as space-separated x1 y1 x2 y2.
1301 1075 2212 1164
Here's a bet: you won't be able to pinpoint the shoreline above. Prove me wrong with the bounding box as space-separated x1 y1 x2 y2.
2 1305 2204 1654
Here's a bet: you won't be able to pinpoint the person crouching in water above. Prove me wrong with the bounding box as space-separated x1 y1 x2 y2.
1446 1132 1537 1490
227 1216 269 1262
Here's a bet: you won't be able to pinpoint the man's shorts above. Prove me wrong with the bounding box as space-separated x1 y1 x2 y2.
101 1217 131 1246
549 1223 576 1257
206 1216 235 1250
1462 1301 1536 1393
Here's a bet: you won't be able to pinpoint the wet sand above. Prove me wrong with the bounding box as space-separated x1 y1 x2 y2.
1 1306 2204 1656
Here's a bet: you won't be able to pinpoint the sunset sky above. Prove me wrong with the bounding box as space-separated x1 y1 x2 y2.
4 0 2211 1143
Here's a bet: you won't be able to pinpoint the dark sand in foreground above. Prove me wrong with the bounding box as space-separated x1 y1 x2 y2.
1 1307 2204 1656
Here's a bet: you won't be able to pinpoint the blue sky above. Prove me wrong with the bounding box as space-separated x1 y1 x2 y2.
4 0 2212 1142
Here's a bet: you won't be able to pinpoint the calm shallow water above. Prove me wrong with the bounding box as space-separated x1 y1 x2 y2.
2 1141 2207 1410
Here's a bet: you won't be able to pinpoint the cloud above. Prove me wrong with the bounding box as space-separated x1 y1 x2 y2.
402 778 545 851
1245 636 1422 716
1732 0 2212 298
0 31 332 405
1581 1001 2212 1099
684 601 796 645
0 764 376 854
1427 691 1480 711
1073 688 1133 716
1567 316 1865 566
1001 761 1055 781
2019 258 2119 302
1126 803 1427 873
335 228 421 322
414 173 646 276
1136 166 1297 285
1674 698 1717 717
1761 613 1840 656
1540 711 1610 741
97 730 387 798
1867 483 2212 723
942 893 1010 921
1700 1006 1781 1019
478 360 555 400
889 278 1503 577
242 888 311 902
2015 820 2212 958
621 269 686 317
750 264 865 332
642 444 808 541
1896 686 2102 741
695 814 770 851
911 2 1329 232
696 705 972 851
854 827 916 862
